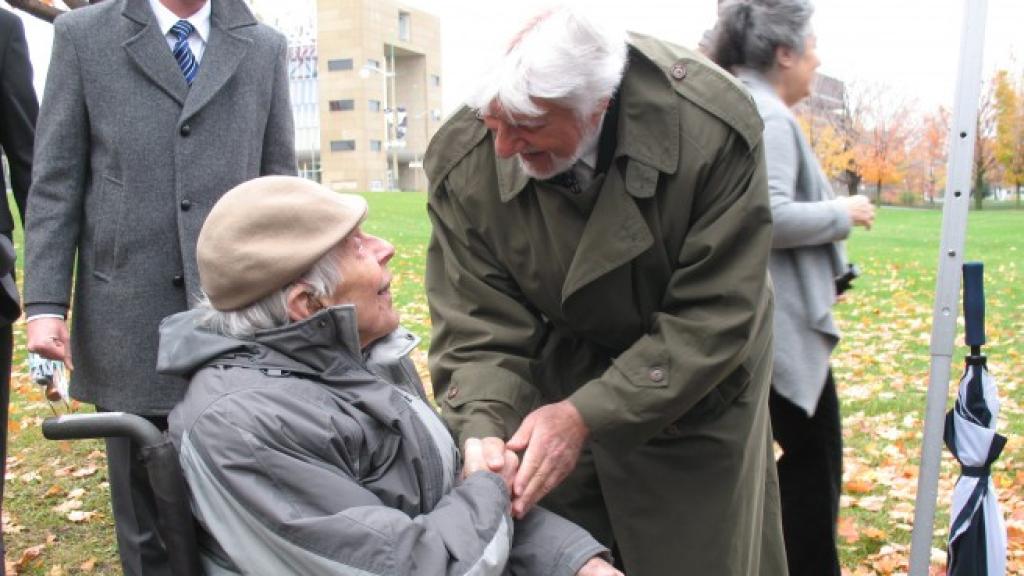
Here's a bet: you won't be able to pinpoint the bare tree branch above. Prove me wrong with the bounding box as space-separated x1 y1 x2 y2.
4 0 66 23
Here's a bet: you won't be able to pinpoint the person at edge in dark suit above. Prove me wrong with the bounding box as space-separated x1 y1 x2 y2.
0 6 37 573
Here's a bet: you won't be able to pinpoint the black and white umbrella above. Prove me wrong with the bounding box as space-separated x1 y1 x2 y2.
943 262 1007 575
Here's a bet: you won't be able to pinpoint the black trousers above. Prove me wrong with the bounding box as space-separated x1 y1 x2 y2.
770 370 843 576
99 409 172 576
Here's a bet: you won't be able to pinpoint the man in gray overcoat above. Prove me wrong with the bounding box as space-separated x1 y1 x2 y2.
23 0 295 573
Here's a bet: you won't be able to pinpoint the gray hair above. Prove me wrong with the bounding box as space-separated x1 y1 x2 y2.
466 6 628 120
193 246 344 339
710 0 815 74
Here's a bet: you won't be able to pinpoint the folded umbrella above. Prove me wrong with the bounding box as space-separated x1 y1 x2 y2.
943 262 1007 576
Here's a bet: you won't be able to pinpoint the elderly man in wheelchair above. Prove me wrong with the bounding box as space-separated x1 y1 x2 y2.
47 176 620 576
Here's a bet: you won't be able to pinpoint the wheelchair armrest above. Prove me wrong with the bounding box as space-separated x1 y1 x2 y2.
42 412 165 448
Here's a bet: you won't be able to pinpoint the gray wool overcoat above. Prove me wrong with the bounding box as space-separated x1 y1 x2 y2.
24 0 296 414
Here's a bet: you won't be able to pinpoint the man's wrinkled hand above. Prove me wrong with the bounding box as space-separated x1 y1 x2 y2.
26 317 74 370
462 437 519 494
577 556 623 576
506 400 588 519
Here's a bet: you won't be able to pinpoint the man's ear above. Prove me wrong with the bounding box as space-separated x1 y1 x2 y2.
775 45 796 70
285 285 321 322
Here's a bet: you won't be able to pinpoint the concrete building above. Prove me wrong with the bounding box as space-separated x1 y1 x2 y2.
316 0 443 192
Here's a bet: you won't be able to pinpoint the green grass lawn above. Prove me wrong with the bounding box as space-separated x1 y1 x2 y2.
3 199 1022 574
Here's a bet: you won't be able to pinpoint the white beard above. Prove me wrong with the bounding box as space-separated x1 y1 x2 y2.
517 118 602 180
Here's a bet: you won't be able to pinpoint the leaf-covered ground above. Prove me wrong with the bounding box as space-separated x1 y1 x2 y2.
3 198 1021 574
834 207 1023 574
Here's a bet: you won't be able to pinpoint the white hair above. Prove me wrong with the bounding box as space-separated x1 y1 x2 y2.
467 5 628 119
193 246 344 339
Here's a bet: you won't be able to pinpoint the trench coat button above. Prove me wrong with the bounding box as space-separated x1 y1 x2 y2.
648 367 666 383
446 385 458 400
180 199 192 211
180 124 192 137
172 274 184 287
664 423 681 435
670 61 688 81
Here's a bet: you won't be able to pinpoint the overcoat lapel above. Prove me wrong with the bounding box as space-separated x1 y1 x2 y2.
561 166 653 304
180 2 254 121
559 46 684 305
121 0 188 106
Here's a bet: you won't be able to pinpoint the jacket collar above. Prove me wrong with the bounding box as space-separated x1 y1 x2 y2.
495 41 680 203
252 306 421 385
122 0 256 115
158 304 418 386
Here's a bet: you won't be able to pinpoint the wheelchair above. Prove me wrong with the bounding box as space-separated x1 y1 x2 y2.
42 413 202 576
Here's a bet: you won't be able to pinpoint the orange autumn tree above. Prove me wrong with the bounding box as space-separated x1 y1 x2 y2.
853 84 915 203
798 115 853 183
993 68 1024 208
907 107 950 205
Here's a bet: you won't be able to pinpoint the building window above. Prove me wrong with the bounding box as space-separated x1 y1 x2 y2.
328 99 355 112
330 140 356 152
368 100 382 112
431 108 443 122
366 58 381 71
430 74 441 87
398 11 411 42
370 140 383 152
327 58 353 71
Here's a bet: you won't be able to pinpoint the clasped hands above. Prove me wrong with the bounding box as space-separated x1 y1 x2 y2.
461 400 621 576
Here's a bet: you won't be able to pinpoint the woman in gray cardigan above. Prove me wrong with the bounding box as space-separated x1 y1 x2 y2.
710 2 875 575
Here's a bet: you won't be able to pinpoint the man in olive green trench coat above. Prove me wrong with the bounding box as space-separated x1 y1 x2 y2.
424 7 787 576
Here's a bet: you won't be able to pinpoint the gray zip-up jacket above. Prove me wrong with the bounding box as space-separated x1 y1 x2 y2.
160 306 606 575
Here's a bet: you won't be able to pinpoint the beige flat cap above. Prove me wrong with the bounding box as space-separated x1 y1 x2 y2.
198 176 368 311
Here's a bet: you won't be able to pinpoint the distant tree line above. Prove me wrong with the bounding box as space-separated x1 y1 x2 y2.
797 69 1024 209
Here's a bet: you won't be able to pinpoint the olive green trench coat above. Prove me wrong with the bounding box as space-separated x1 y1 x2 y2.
425 34 787 576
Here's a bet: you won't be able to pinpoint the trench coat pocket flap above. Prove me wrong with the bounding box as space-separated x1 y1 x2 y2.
625 159 659 199
443 365 543 414
92 175 126 281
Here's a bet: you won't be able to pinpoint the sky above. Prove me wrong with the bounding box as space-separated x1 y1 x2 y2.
11 0 1024 117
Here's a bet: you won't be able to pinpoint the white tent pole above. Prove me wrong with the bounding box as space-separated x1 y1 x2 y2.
908 0 989 573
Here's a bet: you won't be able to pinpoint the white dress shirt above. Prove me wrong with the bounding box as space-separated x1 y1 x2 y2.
148 0 212 63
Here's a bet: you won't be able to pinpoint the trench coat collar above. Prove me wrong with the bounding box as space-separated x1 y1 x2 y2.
122 0 256 116
496 41 680 203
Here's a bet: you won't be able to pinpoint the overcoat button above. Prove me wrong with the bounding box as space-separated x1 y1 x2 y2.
180 199 192 211
446 385 459 400
670 61 688 81
172 274 184 287
649 367 665 382
665 423 680 435
180 124 192 137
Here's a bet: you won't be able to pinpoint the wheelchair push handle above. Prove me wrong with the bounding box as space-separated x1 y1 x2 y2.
42 412 165 448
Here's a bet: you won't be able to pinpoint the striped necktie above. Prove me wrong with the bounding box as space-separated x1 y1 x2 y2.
170 20 198 86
